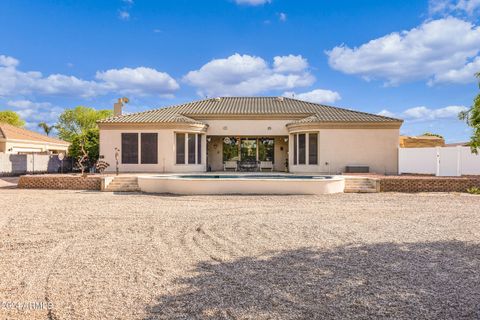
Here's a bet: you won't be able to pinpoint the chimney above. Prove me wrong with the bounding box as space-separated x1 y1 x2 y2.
114 97 129 116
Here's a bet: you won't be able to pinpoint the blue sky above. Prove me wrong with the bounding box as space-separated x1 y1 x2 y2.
1 0 479 142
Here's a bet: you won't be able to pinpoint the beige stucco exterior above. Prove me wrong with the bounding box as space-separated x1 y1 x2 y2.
99 118 400 174
0 139 69 154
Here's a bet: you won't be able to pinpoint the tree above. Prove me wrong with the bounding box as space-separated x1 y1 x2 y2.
459 72 480 154
422 132 444 139
56 106 112 142
38 122 55 136
0 110 25 127
68 129 100 169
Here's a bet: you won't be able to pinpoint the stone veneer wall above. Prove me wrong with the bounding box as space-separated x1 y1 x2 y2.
18 175 102 190
380 177 480 193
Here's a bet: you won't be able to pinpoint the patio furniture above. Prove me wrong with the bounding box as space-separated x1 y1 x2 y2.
239 159 258 172
259 161 274 172
224 161 238 171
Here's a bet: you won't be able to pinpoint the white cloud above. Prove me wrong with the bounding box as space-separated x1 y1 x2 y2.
403 106 468 120
283 89 341 104
273 55 307 73
0 55 19 67
377 109 397 118
430 56 480 83
118 11 130 20
379 105 468 121
95 67 180 96
278 12 287 22
235 0 271 5
184 53 314 96
0 54 179 98
327 18 480 85
6 99 64 131
430 0 480 16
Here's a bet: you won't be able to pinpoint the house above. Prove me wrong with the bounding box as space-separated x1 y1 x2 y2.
0 122 69 154
98 97 403 174
400 135 445 148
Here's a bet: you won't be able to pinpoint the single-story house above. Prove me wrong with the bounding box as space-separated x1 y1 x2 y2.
0 122 69 154
98 97 403 174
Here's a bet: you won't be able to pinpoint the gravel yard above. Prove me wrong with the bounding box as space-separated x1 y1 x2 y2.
0 189 479 319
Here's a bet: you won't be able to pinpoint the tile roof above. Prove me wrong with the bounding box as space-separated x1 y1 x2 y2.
99 97 403 124
0 122 69 145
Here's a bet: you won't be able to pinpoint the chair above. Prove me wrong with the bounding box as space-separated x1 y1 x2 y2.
259 161 274 172
224 161 238 171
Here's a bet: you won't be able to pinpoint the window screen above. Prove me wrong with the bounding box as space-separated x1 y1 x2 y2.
176 133 185 164
121 133 138 164
188 134 196 164
298 133 306 165
308 133 318 165
141 133 158 164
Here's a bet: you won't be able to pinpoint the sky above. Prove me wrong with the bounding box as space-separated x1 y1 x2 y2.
1 0 479 142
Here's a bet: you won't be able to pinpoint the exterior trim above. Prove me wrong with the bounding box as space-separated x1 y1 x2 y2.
287 121 403 132
98 122 209 132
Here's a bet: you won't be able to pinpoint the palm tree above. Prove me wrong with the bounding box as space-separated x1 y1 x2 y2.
38 122 55 136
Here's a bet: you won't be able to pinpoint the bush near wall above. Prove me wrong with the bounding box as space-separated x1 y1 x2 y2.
18 175 101 190
380 176 480 193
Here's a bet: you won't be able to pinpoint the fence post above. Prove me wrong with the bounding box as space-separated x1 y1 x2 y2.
457 146 462 176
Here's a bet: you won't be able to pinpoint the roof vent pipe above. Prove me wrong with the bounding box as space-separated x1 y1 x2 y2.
114 97 129 116
214 97 221 102
277 96 284 101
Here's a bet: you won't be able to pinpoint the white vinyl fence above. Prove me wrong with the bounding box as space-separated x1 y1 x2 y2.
0 153 71 175
399 146 480 176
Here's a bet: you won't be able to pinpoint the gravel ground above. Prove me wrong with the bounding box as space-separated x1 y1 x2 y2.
0 189 479 319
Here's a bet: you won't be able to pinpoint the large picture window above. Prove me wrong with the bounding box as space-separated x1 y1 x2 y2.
294 134 297 165
141 133 158 164
309 133 318 165
121 133 138 164
176 133 202 165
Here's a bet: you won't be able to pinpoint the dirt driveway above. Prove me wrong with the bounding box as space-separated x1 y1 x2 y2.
0 189 479 319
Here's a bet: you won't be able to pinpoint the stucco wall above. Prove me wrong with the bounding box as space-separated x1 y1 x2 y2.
99 128 207 173
289 129 400 174
203 120 291 136
1 141 68 154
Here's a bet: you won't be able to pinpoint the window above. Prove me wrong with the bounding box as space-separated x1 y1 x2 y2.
294 134 297 165
121 133 138 164
176 133 202 165
258 138 274 162
240 138 257 161
188 134 196 164
309 133 318 165
298 133 306 165
176 133 185 164
223 137 239 161
141 133 158 164
197 134 202 164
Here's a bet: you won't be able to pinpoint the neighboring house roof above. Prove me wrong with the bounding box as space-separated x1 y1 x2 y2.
98 97 403 125
0 122 69 145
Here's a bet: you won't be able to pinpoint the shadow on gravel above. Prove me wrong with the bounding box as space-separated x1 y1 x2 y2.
145 241 480 319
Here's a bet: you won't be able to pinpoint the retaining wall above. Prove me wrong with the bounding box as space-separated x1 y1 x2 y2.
379 177 480 193
18 175 102 190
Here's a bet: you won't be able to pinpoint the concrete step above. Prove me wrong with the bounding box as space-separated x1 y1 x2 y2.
104 176 140 192
344 177 378 193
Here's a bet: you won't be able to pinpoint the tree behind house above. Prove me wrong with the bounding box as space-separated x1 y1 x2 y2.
459 72 480 153
0 110 25 127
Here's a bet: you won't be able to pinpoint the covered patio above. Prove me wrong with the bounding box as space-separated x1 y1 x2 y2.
206 136 289 172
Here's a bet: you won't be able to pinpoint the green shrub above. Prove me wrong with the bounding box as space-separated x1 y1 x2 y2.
467 187 480 194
